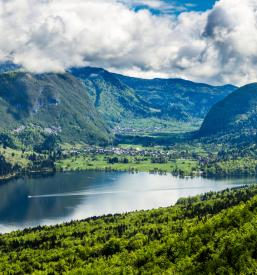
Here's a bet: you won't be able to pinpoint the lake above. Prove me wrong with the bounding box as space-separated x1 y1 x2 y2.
0 171 256 233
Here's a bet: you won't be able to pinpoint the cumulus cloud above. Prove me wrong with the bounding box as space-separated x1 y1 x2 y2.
0 0 257 85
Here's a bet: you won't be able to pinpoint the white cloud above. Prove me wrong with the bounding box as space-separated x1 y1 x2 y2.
0 0 257 85
119 0 186 14
121 0 166 9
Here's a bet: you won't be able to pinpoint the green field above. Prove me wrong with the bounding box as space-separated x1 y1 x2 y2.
0 147 31 168
56 154 200 175
2 140 257 178
115 118 202 135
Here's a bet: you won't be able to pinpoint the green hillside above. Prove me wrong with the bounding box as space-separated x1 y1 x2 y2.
1 185 257 274
117 74 236 121
0 72 111 146
199 83 257 137
70 67 236 133
0 65 237 138
70 67 152 124
0 65 237 144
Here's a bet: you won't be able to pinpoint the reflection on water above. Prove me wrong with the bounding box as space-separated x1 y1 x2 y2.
0 171 256 233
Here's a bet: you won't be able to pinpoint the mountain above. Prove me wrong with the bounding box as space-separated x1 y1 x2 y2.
116 74 237 121
70 67 237 125
0 72 111 146
198 83 257 137
70 67 152 124
0 64 237 140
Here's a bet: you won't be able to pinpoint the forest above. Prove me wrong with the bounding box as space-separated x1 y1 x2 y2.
1 185 257 274
0 155 20 178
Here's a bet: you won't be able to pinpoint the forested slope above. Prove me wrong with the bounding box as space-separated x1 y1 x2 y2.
199 83 257 137
1 185 257 274
70 67 236 125
0 72 111 146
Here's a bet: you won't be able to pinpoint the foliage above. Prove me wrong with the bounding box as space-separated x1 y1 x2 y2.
0 154 20 177
199 83 257 137
56 153 199 176
34 134 60 153
202 158 257 176
1 186 257 273
0 132 17 149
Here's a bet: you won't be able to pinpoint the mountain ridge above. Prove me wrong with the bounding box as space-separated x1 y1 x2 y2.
70 66 237 125
0 63 238 142
198 83 257 138
0 71 111 146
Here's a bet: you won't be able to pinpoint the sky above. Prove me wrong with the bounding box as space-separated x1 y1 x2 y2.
128 0 217 14
0 0 257 86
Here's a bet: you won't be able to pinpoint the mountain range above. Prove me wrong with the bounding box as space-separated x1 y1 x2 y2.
0 63 242 146
70 67 237 125
199 83 257 138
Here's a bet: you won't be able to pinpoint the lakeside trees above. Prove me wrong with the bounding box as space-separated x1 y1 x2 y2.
0 155 20 177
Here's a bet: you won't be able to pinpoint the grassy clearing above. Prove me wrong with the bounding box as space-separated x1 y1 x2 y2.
0 147 31 168
56 154 199 175
116 118 202 135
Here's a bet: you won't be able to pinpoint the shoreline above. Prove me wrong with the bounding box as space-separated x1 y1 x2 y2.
1 167 257 184
0 169 55 184
1 184 256 236
56 166 257 179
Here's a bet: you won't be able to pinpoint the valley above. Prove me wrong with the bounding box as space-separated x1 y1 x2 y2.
0 65 257 180
1 1 257 274
1 64 257 274
70 67 236 133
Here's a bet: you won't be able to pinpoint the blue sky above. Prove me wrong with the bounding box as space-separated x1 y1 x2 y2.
174 0 218 12
131 0 218 15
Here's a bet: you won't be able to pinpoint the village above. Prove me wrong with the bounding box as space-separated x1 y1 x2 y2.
62 144 212 163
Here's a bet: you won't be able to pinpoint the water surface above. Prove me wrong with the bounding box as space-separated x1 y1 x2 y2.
0 171 256 233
